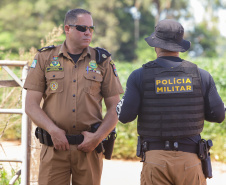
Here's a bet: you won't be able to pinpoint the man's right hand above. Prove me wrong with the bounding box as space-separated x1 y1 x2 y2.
50 127 70 150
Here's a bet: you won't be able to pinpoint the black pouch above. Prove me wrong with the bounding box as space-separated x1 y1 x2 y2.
42 129 53 146
35 127 44 144
35 127 53 146
136 136 142 158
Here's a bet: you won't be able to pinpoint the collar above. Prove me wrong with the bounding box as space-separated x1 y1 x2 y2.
58 41 91 60
158 56 182 62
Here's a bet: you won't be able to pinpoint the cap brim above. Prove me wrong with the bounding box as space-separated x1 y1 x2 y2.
145 32 190 52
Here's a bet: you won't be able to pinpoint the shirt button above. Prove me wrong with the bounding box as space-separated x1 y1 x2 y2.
93 76 96 79
73 125 76 128
73 94 75 97
74 65 77 68
73 80 76 82
53 75 55 77
72 109 75 112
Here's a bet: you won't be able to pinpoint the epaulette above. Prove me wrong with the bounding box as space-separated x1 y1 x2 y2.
38 45 55 52
95 47 111 64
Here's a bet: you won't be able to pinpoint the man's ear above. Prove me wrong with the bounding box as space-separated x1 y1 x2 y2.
64 25 70 34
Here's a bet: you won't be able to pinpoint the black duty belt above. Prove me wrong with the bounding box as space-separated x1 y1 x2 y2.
35 127 85 146
66 134 84 145
143 140 199 154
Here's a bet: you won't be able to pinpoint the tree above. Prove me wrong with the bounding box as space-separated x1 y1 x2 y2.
187 0 226 57
0 0 84 59
188 21 219 57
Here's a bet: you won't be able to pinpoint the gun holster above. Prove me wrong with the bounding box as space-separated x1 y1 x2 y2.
103 129 117 160
136 136 148 162
198 139 213 179
90 123 117 160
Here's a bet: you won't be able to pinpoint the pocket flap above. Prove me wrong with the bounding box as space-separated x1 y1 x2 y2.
84 73 103 82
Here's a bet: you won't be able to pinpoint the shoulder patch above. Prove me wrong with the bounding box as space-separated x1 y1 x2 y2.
110 60 118 77
38 45 55 52
95 47 111 64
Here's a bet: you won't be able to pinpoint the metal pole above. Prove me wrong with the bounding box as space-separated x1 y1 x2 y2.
0 109 23 114
2 66 23 87
21 65 28 185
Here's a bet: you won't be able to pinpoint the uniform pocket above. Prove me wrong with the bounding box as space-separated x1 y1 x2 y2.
83 73 103 96
45 71 64 94
40 145 48 161
185 156 206 185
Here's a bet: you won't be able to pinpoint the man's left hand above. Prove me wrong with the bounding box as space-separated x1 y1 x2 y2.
77 131 101 153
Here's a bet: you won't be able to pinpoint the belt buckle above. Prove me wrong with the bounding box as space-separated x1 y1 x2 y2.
66 135 76 145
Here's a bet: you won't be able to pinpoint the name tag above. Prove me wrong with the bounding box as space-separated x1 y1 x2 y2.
46 67 64 72
155 76 193 94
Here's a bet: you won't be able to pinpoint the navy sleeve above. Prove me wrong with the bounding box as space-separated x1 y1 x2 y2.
199 68 225 123
116 68 142 123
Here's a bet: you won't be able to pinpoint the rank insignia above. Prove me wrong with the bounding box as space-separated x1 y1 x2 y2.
53 56 58 60
50 81 58 90
102 54 107 58
89 60 98 69
110 60 118 77
86 67 101 74
46 61 63 72
31 60 37 68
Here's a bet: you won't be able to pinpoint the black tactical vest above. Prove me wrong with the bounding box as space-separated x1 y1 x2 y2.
138 60 205 139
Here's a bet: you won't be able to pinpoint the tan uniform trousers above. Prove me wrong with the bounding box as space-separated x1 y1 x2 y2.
38 145 103 185
141 150 206 185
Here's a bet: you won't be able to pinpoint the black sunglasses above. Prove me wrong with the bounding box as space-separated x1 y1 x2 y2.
69 24 95 33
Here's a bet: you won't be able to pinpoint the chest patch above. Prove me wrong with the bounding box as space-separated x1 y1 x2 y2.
89 60 98 69
46 61 63 72
50 81 58 90
155 76 193 94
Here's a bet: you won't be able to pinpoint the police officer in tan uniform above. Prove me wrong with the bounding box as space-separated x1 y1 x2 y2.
116 19 225 185
24 9 123 185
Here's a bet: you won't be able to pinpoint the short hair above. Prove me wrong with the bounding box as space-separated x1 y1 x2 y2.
64 9 91 26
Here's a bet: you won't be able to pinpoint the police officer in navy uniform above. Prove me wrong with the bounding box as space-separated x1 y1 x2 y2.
24 9 123 185
116 19 225 185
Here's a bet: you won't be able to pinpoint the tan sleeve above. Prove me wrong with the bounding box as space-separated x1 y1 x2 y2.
101 57 124 98
23 53 46 93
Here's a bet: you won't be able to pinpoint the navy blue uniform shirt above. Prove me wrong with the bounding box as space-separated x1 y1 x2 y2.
117 56 225 144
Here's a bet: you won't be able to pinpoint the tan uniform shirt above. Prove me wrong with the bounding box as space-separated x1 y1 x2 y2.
24 41 123 134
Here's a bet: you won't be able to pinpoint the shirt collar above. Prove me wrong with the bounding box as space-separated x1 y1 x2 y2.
58 41 91 60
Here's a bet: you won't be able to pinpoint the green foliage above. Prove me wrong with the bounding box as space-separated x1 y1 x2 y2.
188 21 220 57
0 0 83 58
0 168 21 185
2 0 224 61
135 35 157 63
